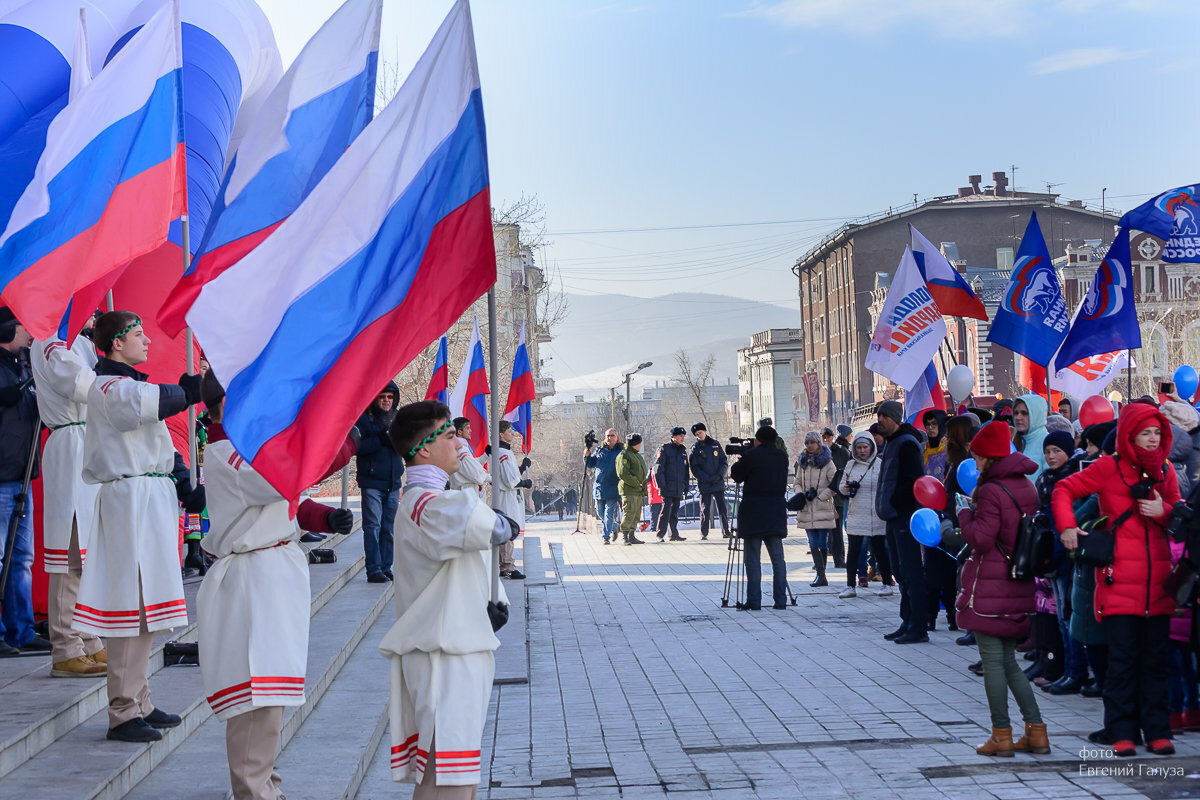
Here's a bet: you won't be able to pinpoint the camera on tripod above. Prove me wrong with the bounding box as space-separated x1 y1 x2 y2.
583 429 597 449
725 436 754 456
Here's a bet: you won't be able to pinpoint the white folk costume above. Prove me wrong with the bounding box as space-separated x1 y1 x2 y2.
75 366 187 636
32 336 99 572
449 437 488 493
379 464 506 788
198 429 308 721
492 444 524 574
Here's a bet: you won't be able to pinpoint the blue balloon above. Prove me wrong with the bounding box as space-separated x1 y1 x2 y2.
1174 365 1199 402
957 458 979 495
910 508 942 547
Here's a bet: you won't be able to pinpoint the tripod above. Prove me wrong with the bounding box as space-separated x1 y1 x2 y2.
720 481 797 609
572 464 594 534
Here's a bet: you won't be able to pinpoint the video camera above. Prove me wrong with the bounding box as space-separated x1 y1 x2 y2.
583 429 597 449
725 436 754 456
1166 500 1194 542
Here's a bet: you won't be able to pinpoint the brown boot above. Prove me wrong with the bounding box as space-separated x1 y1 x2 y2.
1013 722 1050 754
976 727 1014 757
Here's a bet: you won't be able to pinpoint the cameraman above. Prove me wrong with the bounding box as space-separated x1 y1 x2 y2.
730 425 789 610
584 429 623 544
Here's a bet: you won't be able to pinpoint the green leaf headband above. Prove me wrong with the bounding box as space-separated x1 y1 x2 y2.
115 317 143 340
405 420 454 459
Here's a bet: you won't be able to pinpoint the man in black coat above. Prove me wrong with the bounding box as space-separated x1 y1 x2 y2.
730 425 789 610
654 427 690 542
874 400 929 644
355 382 404 583
828 424 853 569
688 423 729 540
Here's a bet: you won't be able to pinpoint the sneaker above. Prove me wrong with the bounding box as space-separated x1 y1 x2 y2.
700 534 708 540
383 570 394 581
668 535 687 541
894 632 929 644
366 572 389 584
956 632 976 646
0 642 18 657
837 586 856 599
656 537 665 543
20 634 52 652
877 583 894 597
602 538 610 545
144 708 182 729
51 655 107 678
300 531 326 543
1147 738 1175 755
90 648 108 665
503 569 526 580
1112 739 1137 757
107 718 163 742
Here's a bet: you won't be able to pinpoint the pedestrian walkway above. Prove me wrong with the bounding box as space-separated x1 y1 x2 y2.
359 517 1200 799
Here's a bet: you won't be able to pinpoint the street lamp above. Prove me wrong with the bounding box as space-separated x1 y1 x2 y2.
622 361 653 433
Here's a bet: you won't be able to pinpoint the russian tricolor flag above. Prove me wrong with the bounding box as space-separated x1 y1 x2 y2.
0 1 185 339
503 322 535 454
910 224 987 321
187 0 495 502
425 335 449 404
157 0 381 337
904 360 946 424
449 318 490 457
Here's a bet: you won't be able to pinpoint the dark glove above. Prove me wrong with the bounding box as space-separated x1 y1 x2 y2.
0 384 22 408
379 430 392 449
178 373 203 405
520 457 532 472
805 487 818 502
487 600 509 632
326 508 354 535
179 483 206 514
786 493 807 512
516 478 533 489
485 444 492 456
493 509 520 540
349 425 362 449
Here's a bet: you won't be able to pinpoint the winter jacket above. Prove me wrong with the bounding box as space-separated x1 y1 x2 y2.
1051 404 1183 620
647 466 662 505
1168 423 1193 497
922 410 949 480
955 452 1039 639
875 423 923 522
0 346 39 482
354 382 404 492
839 433 884 538
793 445 837 530
615 447 647 497
830 436 851 506
654 441 690 498
688 436 728 493
1015 394 1048 479
730 442 788 539
1069 493 1106 645
586 442 623 500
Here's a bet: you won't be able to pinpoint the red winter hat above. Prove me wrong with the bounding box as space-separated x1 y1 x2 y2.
969 420 1013 459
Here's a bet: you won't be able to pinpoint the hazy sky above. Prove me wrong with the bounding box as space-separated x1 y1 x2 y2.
257 0 1199 313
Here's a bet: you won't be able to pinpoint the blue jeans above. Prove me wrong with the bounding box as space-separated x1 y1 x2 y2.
806 529 830 550
361 487 399 577
0 482 35 647
596 498 620 541
1168 641 1198 713
1051 564 1088 680
744 536 787 609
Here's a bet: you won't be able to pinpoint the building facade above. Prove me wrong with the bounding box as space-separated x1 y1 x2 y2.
736 328 806 444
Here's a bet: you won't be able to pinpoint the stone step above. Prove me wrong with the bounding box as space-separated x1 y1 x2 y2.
0 520 363 789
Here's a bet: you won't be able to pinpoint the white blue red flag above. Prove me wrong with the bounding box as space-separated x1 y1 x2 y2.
449 317 490 457
904 360 946 424
1054 227 1140 369
865 246 947 390
910 224 987 320
987 212 1069 367
503 321 535 453
0 1 185 339
425 335 449 404
1055 350 1132 401
1120 183 1200 263
188 0 494 501
158 0 381 336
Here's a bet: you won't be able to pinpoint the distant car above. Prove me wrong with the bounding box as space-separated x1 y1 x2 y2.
678 485 740 520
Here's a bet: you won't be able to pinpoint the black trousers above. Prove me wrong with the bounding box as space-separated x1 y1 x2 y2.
924 546 958 623
657 497 680 538
846 535 891 586
829 503 845 566
743 536 787 609
1102 615 1171 741
886 519 927 633
700 490 729 537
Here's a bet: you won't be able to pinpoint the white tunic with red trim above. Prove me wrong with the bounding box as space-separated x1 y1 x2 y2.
73 375 187 636
492 446 526 532
378 473 500 786
448 438 488 494
197 437 308 721
31 336 99 573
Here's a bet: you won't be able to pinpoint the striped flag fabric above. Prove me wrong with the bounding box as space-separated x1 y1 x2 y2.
0 0 185 339
449 317 490 457
903 360 946 424
910 224 987 320
187 0 495 501
503 321 534 453
425 335 449 404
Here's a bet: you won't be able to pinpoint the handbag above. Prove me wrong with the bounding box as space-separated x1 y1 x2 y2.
1074 510 1131 568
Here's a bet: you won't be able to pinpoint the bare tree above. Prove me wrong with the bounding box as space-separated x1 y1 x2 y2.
674 349 717 423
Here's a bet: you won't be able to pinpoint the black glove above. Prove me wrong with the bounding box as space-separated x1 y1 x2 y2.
349 425 362 449
180 483 206 514
493 509 520 540
178 373 203 405
485 444 492 456
519 457 532 472
516 478 533 489
786 493 807 512
0 384 22 408
487 600 509 632
379 430 392 449
327 508 354 535
805 487 818 502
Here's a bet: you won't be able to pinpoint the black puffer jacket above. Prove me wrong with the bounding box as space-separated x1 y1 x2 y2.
355 382 404 492
688 436 727 493
0 347 38 482
654 441 690 498
875 423 923 522
730 443 788 538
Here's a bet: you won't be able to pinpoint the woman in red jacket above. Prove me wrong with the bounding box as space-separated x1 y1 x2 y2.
1052 402 1182 757
956 421 1046 757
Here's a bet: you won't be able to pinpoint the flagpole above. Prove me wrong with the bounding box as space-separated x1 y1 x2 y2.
487 289 501 604
181 214 198 487
1126 348 1133 400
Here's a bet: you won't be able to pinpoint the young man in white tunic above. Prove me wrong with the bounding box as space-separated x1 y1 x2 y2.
492 421 531 580
31 327 106 677
74 311 206 742
450 415 489 493
379 400 518 799
196 372 355 800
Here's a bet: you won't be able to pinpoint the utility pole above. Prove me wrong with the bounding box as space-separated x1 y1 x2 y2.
1010 163 1018 195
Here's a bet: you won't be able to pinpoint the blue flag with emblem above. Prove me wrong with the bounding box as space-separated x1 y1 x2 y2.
1054 227 1140 369
1120 183 1200 263
987 212 1070 366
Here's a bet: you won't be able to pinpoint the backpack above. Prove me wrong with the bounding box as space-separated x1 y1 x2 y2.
992 482 1056 581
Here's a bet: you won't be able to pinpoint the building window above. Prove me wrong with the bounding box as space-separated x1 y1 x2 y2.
996 247 1014 270
791 358 803 378
1143 264 1157 295
1147 327 1168 375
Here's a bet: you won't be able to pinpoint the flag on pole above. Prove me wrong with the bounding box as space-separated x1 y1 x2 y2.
1120 183 1200 263
864 245 947 390
425 335 449 404
158 0 381 336
503 321 535 453
1054 227 1140 369
910 224 987 320
987 212 1070 367
448 317 490 456
1055 350 1133 400
0 1 186 339
187 0 495 501
903 360 946 423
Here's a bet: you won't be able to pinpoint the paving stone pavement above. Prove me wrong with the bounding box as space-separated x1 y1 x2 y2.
431 516 1200 800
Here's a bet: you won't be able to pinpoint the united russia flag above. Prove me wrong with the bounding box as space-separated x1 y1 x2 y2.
503 321 535 453
188 0 495 501
0 1 185 339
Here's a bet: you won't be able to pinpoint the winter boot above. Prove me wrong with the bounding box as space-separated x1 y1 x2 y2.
809 549 828 587
626 532 644 545
1013 722 1050 754
976 727 1015 757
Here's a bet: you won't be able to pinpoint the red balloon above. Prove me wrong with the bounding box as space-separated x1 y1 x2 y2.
1079 395 1114 428
914 475 947 510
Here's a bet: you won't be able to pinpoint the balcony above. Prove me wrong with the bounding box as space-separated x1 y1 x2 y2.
534 376 556 398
